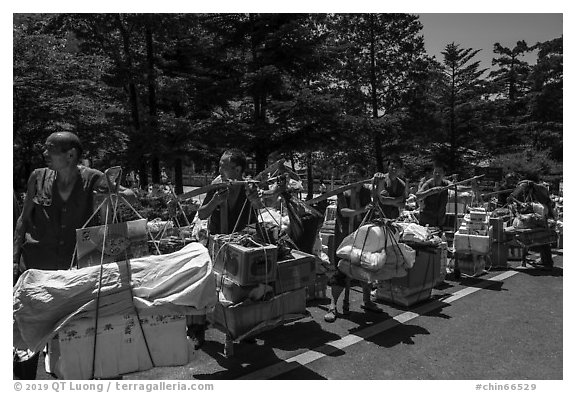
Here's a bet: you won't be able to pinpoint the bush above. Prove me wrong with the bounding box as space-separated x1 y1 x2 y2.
490 148 560 180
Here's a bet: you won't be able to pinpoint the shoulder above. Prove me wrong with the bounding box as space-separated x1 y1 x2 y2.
421 179 434 189
211 175 223 185
81 166 104 179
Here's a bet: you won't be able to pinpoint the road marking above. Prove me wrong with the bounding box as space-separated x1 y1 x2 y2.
238 270 519 380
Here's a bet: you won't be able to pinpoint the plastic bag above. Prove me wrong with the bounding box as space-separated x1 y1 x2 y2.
399 223 429 243
282 193 323 254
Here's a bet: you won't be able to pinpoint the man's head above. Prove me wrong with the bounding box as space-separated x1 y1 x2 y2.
387 155 403 179
43 132 83 170
432 161 446 182
504 172 518 186
219 148 247 181
344 164 366 184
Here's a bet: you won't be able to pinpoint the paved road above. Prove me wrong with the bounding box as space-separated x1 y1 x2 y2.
34 252 563 381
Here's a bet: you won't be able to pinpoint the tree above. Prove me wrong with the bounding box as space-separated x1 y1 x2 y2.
328 13 429 171
439 42 487 171
13 14 125 189
489 40 533 114
526 37 563 161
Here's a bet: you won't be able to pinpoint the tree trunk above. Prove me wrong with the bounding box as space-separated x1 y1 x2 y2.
369 15 384 172
450 65 456 171
146 17 161 184
138 162 148 190
306 151 314 200
174 157 184 195
116 14 146 189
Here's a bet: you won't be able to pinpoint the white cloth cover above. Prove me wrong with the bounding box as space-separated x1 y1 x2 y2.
13 242 217 353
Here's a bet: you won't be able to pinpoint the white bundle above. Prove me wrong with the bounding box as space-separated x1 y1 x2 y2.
400 223 429 243
353 224 400 252
349 248 387 271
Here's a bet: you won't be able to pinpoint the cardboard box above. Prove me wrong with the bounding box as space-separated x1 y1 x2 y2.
214 271 260 304
490 217 506 243
373 246 440 307
490 242 508 268
209 235 278 286
55 313 188 380
209 288 307 340
373 281 432 308
457 254 486 277
76 219 149 268
274 250 315 294
454 232 490 254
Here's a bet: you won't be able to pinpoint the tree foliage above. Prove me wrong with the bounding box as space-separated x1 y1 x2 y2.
13 14 563 192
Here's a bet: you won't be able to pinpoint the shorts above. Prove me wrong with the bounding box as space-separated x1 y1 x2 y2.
327 264 350 288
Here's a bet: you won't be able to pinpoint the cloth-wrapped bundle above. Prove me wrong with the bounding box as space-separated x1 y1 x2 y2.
14 242 217 353
336 222 414 281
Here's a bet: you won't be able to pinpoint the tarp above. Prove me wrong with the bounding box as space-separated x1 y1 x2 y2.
13 242 217 353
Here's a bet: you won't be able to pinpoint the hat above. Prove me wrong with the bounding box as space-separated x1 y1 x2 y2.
46 132 83 157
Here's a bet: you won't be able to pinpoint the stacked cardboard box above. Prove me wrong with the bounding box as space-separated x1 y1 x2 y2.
54 313 188 380
457 254 486 277
488 216 509 268
454 208 490 255
207 236 309 347
373 245 441 307
209 235 278 286
209 288 307 341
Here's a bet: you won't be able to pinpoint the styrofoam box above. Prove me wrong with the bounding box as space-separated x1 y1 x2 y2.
56 313 188 380
454 232 490 254
209 235 278 286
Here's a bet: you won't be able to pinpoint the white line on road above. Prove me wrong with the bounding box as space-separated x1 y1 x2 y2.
238 270 519 380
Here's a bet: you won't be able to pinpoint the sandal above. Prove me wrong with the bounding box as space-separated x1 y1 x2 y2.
361 301 383 313
324 308 337 323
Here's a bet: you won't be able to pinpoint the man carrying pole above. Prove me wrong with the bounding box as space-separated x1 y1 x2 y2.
416 161 453 228
324 164 382 323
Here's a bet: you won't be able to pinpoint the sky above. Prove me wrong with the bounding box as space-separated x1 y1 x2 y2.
418 13 563 72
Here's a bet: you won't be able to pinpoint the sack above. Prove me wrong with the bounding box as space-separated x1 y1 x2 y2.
353 224 399 252
399 223 429 243
513 213 545 229
337 258 407 283
283 193 323 254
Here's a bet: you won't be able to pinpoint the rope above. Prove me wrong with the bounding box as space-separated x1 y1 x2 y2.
90 202 109 380
119 195 161 255
69 196 110 269
122 258 155 368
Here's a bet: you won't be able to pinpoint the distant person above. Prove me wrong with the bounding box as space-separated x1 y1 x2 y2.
497 172 518 207
325 164 382 323
194 149 264 348
416 161 452 227
160 167 169 184
372 155 406 219
507 173 557 270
